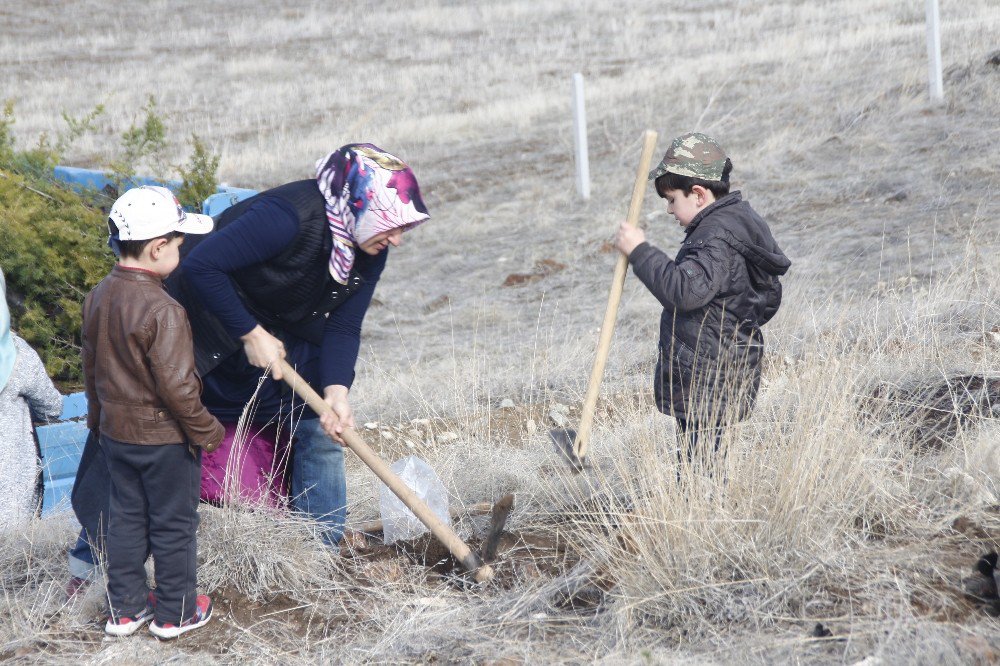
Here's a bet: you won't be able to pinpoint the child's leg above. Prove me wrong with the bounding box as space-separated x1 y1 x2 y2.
69 430 111 583
674 418 698 464
141 443 201 625
68 530 97 579
99 435 153 619
675 419 725 475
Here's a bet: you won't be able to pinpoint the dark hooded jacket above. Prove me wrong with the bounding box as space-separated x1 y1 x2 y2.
628 191 790 424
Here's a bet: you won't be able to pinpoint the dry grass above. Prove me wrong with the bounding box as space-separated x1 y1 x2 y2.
3 0 1000 662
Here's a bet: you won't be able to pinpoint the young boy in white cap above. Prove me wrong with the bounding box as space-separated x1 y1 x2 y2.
82 186 224 639
615 133 790 470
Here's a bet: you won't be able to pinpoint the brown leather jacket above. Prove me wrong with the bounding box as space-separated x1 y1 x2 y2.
82 265 224 451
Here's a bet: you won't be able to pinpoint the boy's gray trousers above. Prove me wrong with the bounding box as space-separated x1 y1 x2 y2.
100 435 201 625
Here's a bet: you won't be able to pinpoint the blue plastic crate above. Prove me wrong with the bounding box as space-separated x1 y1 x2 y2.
51 166 257 215
58 392 88 421
37 392 89 515
203 187 258 217
53 165 181 195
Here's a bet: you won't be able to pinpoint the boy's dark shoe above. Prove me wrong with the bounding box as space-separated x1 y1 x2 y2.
149 594 213 640
963 552 999 603
105 592 155 637
66 576 90 601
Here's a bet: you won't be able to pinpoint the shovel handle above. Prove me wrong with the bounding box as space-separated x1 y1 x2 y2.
276 360 494 582
573 130 659 462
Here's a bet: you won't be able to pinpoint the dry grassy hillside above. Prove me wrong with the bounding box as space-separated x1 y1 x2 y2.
2 0 1000 663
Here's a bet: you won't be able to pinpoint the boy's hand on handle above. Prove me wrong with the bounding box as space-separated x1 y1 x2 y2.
321 384 354 445
240 325 286 379
615 221 646 257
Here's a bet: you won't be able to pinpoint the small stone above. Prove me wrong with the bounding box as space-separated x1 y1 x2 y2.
499 398 515 409
436 432 459 443
525 419 537 434
415 596 448 607
380 430 395 440
530 612 548 620
404 440 416 448
852 658 883 666
549 410 568 427
364 422 379 430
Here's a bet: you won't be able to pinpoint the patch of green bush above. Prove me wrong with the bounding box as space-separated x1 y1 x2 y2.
0 169 111 388
177 134 221 212
108 95 167 194
0 98 222 387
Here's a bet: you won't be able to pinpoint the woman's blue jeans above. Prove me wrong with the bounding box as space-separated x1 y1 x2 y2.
289 418 347 546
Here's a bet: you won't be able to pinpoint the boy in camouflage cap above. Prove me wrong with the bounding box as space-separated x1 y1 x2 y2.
615 132 791 470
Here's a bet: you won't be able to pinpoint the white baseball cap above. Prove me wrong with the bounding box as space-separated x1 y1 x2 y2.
108 186 214 242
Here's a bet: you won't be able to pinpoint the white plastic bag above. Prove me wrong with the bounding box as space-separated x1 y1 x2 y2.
379 455 451 544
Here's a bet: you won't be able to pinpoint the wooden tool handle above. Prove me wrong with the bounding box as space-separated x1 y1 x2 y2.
350 501 494 535
276 360 494 582
573 130 659 462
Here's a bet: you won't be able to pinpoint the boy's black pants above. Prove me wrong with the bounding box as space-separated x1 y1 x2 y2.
675 418 724 465
99 435 201 625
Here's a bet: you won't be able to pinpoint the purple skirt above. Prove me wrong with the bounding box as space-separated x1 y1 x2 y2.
200 422 290 508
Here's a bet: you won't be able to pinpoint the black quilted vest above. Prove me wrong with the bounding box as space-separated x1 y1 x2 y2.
168 179 364 376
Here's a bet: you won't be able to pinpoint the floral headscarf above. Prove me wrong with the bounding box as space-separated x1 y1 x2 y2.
315 144 429 284
0 268 16 392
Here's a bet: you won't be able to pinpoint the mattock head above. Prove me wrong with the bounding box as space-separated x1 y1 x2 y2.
549 427 588 472
481 494 515 563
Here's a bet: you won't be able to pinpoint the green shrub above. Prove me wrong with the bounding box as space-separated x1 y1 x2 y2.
0 169 112 387
0 98 221 387
177 134 220 212
108 95 168 193
3 101 105 182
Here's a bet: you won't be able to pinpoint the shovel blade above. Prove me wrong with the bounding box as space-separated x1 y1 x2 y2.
549 427 586 472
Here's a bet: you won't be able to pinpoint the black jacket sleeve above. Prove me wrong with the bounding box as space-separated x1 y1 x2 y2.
628 240 729 312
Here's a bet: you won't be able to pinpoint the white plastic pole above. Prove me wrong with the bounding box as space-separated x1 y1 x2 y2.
572 73 590 200
925 0 943 102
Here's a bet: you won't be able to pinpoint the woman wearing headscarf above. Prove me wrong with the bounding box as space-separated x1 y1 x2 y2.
171 143 429 544
0 267 63 532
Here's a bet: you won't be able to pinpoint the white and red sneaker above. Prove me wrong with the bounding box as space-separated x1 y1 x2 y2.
149 594 213 640
105 592 155 637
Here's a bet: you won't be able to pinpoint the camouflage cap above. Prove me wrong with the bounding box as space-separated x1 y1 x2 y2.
648 132 728 182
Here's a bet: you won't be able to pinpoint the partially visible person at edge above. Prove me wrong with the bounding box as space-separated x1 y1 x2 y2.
83 186 224 639
0 266 63 532
614 132 790 470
